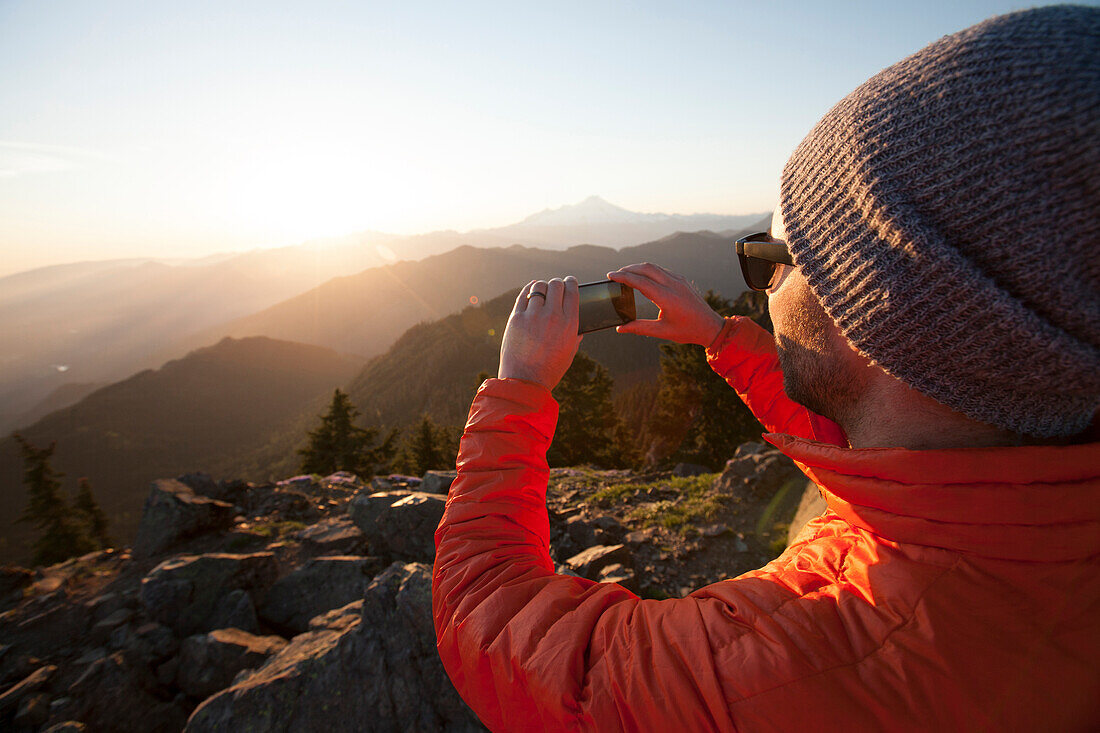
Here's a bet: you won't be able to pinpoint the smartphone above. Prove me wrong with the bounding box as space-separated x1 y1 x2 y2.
578 280 636 334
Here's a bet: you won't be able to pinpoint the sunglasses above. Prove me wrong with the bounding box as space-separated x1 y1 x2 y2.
736 232 795 292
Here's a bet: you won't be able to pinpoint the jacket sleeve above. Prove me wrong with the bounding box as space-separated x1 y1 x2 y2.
433 379 745 731
705 316 847 446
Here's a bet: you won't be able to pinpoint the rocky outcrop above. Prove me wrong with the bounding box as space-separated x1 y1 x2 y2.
293 516 365 555
132 480 237 559
176 629 288 699
348 491 446 560
1 457 809 732
258 556 384 633
185 563 485 733
141 553 278 636
713 442 803 500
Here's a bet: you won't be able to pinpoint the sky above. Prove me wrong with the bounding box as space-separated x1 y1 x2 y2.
0 0 1056 276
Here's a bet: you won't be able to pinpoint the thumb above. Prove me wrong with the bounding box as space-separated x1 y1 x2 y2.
616 319 665 338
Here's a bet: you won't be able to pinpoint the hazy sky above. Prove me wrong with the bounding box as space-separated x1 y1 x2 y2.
0 0 1054 276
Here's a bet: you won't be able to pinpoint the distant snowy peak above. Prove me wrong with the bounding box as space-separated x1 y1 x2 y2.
517 196 753 228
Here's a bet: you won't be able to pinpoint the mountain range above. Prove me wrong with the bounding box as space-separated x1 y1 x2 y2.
0 337 364 563
0 198 766 432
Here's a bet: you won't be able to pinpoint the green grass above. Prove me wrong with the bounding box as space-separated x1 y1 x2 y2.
619 473 721 531
250 520 308 539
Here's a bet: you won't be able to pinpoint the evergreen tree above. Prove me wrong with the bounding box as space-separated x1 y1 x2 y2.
548 352 628 468
14 434 94 566
75 477 112 548
648 291 767 469
298 389 397 479
396 414 460 476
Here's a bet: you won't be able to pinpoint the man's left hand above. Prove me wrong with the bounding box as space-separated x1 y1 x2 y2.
498 277 582 390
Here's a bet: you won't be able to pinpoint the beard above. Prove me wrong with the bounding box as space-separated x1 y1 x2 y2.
773 292 865 427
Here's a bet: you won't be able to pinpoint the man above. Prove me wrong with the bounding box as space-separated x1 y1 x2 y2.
433 6 1099 731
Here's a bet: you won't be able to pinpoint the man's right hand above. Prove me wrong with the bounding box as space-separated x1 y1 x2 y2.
607 263 726 347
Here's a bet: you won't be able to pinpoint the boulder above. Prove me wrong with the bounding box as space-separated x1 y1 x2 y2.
126 622 178 665
294 517 365 555
348 491 446 561
132 479 237 559
185 562 484 733
565 544 632 580
89 608 134 646
714 447 803 500
420 470 457 494
0 566 33 601
68 652 189 733
207 589 260 634
672 462 711 477
14 692 50 728
176 628 288 699
0 664 56 715
177 472 220 499
43 722 87 733
140 553 278 636
259 556 384 633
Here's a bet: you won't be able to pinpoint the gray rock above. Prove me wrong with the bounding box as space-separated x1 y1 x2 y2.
132 479 237 559
85 592 127 623
185 563 484 733
177 472 220 499
208 589 259 634
714 447 803 500
68 652 189 733
672 462 711 477
0 664 56 714
141 553 278 636
294 517 365 555
420 470 457 494
0 565 33 596
127 622 177 664
176 628 288 699
259 556 384 634
564 515 597 547
565 544 632 580
348 491 446 561
596 563 638 592
14 692 50 728
90 608 134 646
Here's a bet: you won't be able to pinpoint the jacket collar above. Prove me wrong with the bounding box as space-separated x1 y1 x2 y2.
763 433 1100 562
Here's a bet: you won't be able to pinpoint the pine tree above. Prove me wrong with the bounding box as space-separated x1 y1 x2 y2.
14 434 94 566
75 477 112 549
548 352 625 468
396 414 460 476
298 389 397 479
648 291 767 469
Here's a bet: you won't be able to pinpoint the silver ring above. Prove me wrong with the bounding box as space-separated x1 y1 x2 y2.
527 291 547 300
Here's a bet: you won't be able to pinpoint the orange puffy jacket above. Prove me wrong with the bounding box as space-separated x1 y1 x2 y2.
433 317 1100 732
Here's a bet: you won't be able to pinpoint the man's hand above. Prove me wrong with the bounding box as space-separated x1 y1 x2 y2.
607 263 725 346
498 277 583 390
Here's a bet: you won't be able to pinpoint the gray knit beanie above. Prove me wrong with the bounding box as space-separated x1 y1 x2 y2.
780 5 1100 438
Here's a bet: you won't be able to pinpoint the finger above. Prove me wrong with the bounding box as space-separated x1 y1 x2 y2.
562 276 579 322
606 269 668 302
610 262 675 286
545 278 565 313
513 281 535 314
527 280 548 310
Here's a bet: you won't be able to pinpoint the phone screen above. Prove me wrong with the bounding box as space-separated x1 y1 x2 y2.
578 280 636 334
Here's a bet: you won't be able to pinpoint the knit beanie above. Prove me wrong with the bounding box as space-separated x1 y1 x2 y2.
779 5 1100 438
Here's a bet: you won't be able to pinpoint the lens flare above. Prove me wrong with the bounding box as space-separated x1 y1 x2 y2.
469 295 479 305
